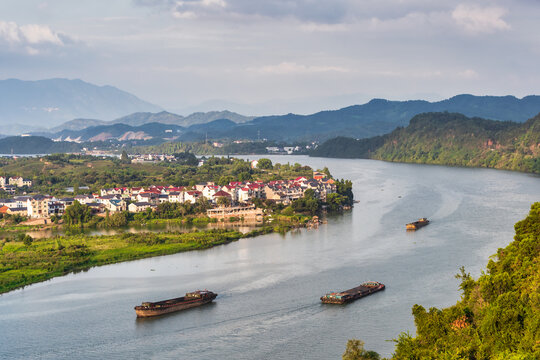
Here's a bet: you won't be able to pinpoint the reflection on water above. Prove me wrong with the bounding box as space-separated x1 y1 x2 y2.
20 221 259 239
0 156 538 360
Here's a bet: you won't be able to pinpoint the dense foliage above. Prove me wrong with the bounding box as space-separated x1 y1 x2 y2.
389 202 540 359
0 153 312 196
131 140 294 155
63 201 94 226
313 112 540 174
0 226 293 294
343 340 380 360
0 136 82 154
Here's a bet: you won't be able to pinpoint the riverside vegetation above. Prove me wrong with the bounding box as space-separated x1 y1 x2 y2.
312 112 540 174
0 153 312 196
0 190 345 294
344 202 540 359
0 228 278 294
0 155 354 293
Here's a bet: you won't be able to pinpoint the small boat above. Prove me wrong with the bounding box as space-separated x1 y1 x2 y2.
134 290 217 317
406 218 430 230
321 281 385 304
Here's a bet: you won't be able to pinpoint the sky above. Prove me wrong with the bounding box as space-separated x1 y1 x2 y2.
0 0 539 115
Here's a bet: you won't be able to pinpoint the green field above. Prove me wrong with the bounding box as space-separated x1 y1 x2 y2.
0 226 295 294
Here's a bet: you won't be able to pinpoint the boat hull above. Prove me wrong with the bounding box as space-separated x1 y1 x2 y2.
321 283 385 304
135 292 217 317
406 219 430 230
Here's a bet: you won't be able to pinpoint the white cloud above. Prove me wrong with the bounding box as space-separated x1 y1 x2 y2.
0 21 21 43
249 62 350 74
201 0 226 7
458 69 479 78
19 24 63 45
25 46 39 55
172 10 197 18
299 22 349 33
452 4 510 34
0 20 69 54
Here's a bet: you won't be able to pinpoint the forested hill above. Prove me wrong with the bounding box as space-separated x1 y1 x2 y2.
312 112 540 174
0 136 81 154
390 202 540 359
226 95 540 142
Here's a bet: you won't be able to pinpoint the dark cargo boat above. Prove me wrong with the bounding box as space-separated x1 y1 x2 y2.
406 218 430 230
320 281 385 304
134 290 217 317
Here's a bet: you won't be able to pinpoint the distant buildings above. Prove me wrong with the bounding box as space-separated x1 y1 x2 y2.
0 176 32 191
0 172 337 219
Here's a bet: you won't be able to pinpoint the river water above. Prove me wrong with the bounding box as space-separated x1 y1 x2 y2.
1 156 538 359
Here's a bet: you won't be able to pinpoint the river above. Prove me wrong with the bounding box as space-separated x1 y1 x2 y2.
0 156 538 359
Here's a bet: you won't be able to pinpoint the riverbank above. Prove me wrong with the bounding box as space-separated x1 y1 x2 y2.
1 156 538 360
0 221 306 294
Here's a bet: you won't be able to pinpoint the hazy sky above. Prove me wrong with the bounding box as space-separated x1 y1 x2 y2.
1 0 539 115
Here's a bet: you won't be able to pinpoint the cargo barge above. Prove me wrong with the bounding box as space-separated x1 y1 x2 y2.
406 218 430 230
134 290 217 317
320 281 385 304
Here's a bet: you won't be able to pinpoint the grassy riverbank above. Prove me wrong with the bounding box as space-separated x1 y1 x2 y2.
0 225 293 294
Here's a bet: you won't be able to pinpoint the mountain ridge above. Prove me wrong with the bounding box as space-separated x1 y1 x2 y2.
49 110 254 133
311 111 540 174
0 78 162 134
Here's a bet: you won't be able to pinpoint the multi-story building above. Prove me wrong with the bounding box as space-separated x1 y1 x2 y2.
26 195 51 218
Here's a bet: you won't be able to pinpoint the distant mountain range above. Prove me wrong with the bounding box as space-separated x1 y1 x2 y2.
0 78 162 134
225 95 540 142
2 78 540 145
40 118 241 144
0 136 81 154
49 110 253 133
31 94 540 144
311 112 540 174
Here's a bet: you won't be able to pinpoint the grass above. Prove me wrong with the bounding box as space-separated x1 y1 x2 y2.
0 224 295 294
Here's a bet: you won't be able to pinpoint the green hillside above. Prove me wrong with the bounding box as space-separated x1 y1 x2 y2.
312 112 540 174
391 202 540 359
0 136 82 154
343 203 540 359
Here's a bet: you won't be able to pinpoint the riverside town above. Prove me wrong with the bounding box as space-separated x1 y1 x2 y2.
0 172 336 221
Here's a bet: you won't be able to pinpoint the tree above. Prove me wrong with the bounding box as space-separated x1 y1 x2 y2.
336 179 354 205
232 160 251 175
194 196 211 213
326 192 348 212
343 339 380 360
257 158 273 170
63 201 94 226
291 189 321 215
103 211 129 227
173 152 198 166
218 175 234 186
322 166 331 177
217 196 231 207
22 234 33 246
120 150 130 164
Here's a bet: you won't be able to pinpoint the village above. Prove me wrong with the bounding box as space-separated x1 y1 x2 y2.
0 172 336 221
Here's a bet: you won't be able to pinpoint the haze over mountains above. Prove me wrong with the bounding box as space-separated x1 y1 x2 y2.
49 111 253 133
0 78 162 134
2 78 540 144
41 94 540 143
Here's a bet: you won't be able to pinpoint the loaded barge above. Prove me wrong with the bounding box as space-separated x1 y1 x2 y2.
406 218 430 230
134 290 217 317
320 281 385 304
